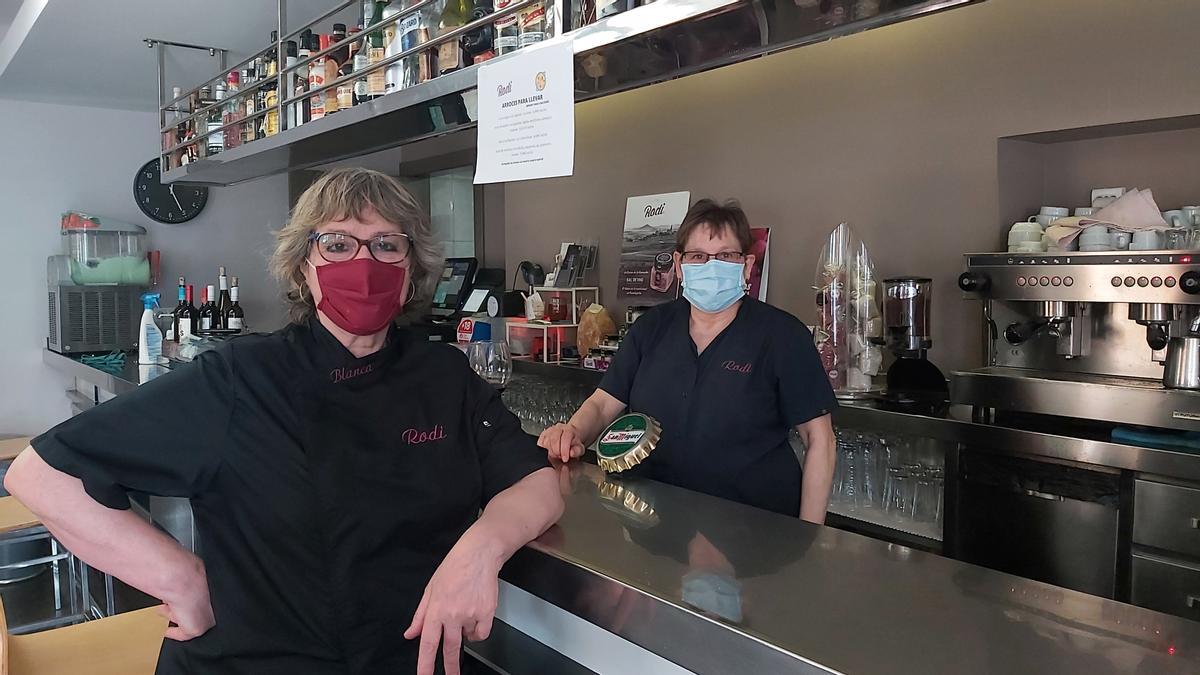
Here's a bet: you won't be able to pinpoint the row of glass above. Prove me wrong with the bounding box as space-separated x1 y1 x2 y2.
831 428 945 529
501 377 592 435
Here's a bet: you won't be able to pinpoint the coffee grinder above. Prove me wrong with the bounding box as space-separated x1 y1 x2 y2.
874 277 948 395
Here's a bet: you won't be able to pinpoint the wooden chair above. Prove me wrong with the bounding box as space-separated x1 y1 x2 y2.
0 596 167 675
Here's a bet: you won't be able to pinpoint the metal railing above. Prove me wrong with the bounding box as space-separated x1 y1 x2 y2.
156 0 553 168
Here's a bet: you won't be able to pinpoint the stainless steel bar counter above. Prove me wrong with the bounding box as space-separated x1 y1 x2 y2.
504 462 1199 674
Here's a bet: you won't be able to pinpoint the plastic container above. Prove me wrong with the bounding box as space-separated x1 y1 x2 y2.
814 223 883 398
61 211 150 285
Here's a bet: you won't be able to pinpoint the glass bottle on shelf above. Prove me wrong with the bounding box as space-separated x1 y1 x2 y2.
223 71 242 150
206 79 226 155
367 4 388 100
310 34 328 120
241 68 258 145
296 33 312 126
338 28 360 110
493 0 519 56
462 0 496 65
284 40 299 130
518 0 547 49
353 25 371 105
437 0 471 75
325 25 346 114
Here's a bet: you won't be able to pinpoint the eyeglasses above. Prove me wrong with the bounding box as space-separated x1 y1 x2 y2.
308 231 412 264
680 250 746 264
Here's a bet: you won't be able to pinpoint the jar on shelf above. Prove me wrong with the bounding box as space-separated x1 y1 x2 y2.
814 223 883 398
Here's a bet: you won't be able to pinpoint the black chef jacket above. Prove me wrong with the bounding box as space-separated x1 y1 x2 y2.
32 318 549 674
599 298 836 516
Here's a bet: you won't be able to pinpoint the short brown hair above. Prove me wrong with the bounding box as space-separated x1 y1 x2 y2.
675 199 753 254
270 167 443 324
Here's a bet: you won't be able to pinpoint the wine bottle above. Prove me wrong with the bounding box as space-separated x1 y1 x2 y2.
217 266 233 328
199 285 218 332
172 277 188 342
226 277 245 331
437 0 471 75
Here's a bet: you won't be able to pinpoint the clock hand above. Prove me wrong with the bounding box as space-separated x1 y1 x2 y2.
168 184 184 212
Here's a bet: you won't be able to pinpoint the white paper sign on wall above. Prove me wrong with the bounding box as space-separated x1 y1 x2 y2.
474 40 575 184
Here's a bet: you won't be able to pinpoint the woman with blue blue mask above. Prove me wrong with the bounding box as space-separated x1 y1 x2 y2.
539 199 838 523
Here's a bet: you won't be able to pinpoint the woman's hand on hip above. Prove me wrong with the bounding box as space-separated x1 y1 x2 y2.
538 423 586 463
405 536 502 675
160 554 215 641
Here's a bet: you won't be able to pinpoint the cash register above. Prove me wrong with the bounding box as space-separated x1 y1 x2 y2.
413 257 520 342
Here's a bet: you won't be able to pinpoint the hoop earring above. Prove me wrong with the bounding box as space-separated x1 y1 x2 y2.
405 283 417 304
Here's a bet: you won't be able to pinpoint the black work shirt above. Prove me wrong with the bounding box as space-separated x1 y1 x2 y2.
33 319 549 674
599 298 836 516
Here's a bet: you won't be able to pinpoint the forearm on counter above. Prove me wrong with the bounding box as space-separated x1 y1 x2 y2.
465 468 563 569
4 448 204 604
798 415 836 525
568 391 624 446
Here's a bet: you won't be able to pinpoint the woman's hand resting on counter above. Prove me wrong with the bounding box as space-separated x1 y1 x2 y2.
538 424 587 463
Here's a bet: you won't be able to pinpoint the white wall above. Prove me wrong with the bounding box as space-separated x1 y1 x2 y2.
0 98 288 436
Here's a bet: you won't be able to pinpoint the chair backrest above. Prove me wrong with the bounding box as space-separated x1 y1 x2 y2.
0 438 32 463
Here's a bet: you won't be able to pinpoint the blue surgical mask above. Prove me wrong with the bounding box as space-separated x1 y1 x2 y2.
681 260 747 313
682 570 744 623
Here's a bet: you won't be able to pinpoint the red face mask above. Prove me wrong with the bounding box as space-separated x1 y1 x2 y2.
310 258 408 335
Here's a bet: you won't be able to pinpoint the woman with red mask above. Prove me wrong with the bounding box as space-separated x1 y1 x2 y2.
6 168 562 675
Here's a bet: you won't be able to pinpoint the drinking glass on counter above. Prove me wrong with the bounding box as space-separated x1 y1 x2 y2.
468 340 512 388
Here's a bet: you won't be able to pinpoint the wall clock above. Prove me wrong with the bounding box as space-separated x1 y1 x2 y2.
134 159 209 224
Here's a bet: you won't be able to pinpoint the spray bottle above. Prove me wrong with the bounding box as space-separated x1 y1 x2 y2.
139 292 164 365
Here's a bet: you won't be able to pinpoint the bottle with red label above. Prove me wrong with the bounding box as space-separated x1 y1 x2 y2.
518 0 547 49
493 0 519 55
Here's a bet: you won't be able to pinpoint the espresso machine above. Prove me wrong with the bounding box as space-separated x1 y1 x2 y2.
954 251 1200 431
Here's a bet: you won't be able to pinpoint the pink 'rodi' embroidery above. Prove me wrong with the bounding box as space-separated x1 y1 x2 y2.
403 426 447 445
723 360 752 374
330 363 374 383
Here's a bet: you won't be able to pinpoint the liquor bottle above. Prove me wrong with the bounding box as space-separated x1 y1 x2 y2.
518 0 547 49
223 71 242 150
296 33 312 126
382 3 401 95
217 266 233 326
462 0 496 66
364 0 377 28
394 0 434 90
338 28 360 110
285 40 299 130
266 30 279 78
226 277 245 331
265 78 279 136
493 0 519 56
172 277 189 342
324 32 341 115
207 79 226 155
367 2 388 99
437 0 471 75
310 34 327 120
354 25 372 104
241 68 258 144
199 285 218 332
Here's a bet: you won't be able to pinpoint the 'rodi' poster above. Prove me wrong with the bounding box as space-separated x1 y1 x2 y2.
618 192 691 301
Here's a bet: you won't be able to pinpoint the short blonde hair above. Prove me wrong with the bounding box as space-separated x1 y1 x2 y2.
271 168 443 324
